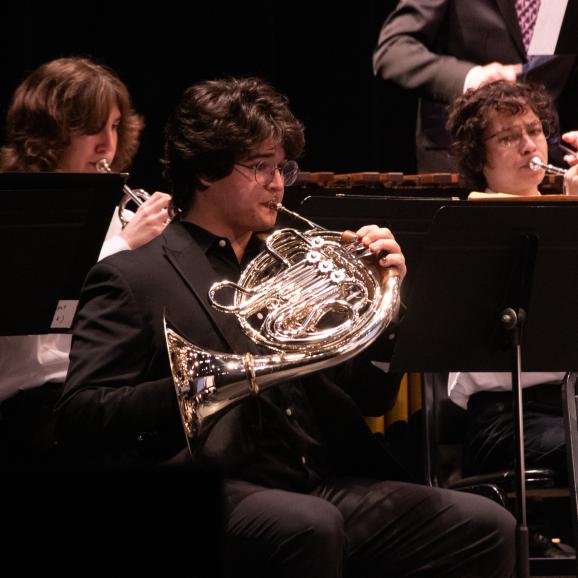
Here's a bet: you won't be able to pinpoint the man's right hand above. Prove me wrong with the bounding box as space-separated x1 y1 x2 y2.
464 62 523 92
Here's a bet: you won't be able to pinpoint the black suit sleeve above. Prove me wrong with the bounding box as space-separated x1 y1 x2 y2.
373 0 474 102
327 320 404 417
56 259 181 458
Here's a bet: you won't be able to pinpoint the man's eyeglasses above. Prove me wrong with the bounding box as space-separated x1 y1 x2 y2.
484 122 550 149
236 159 300 187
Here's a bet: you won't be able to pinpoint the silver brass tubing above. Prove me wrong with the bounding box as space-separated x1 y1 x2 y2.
96 158 149 206
96 158 151 227
274 202 325 230
274 203 368 255
529 156 567 176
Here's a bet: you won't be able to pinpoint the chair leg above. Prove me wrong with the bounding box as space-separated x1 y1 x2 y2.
561 372 578 576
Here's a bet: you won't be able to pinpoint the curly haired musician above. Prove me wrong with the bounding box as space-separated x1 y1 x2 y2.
57 76 515 577
446 79 572 474
448 80 556 196
446 80 575 556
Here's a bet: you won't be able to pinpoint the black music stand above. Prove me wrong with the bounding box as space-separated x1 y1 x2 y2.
299 194 461 300
0 172 124 335
389 203 578 578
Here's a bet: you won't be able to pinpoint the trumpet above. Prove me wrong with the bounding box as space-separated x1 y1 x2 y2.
96 158 151 228
529 156 567 176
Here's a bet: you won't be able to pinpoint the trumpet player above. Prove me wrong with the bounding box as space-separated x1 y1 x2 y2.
446 80 575 557
57 76 514 578
448 80 557 198
0 57 171 255
0 57 170 471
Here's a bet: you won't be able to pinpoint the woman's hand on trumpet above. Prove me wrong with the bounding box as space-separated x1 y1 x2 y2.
355 224 407 282
121 191 172 249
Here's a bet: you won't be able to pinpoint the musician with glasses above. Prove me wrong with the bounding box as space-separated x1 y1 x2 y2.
447 80 558 197
56 76 515 577
0 57 171 471
446 79 575 557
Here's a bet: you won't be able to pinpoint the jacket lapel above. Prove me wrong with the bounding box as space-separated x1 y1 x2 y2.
495 0 527 60
161 221 257 353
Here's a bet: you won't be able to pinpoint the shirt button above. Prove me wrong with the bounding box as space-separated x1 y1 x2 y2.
218 239 227 248
285 407 293 417
301 455 307 465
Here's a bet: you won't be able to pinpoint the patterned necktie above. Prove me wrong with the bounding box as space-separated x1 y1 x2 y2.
515 0 542 54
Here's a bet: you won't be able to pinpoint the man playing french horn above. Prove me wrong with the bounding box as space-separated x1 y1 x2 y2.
56 77 515 577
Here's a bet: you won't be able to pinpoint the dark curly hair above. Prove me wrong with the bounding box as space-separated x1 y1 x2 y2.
162 77 305 213
447 80 556 189
1 57 143 172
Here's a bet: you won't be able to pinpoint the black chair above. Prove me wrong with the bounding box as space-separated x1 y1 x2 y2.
421 371 577 577
562 372 578 574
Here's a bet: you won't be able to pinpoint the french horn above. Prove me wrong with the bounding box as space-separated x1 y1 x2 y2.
164 204 401 455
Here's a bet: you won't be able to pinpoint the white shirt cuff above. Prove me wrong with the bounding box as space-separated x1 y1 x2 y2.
98 234 131 261
371 360 391 374
463 66 482 93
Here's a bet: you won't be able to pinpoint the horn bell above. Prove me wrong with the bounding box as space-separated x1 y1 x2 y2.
165 272 400 453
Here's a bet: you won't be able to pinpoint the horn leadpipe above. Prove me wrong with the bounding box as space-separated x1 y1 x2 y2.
274 202 374 257
274 202 326 230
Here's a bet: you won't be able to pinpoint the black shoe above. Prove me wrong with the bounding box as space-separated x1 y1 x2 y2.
529 532 576 558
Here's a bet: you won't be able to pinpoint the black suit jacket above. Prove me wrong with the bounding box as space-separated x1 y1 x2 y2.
57 221 410 478
373 0 578 171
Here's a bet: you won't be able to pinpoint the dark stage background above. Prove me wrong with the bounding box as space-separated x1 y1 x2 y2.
0 1 416 191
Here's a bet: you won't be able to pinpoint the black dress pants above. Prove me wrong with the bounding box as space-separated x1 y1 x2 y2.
464 384 566 476
223 477 515 578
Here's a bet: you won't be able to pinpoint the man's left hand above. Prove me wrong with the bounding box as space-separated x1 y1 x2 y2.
354 225 406 282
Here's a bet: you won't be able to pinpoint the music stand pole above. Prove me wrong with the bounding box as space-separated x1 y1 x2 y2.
501 307 530 578
385 203 578 578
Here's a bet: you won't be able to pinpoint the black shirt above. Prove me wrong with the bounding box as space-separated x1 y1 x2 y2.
181 222 330 491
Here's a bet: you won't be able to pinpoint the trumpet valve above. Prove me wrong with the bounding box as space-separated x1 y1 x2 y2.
96 158 112 173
